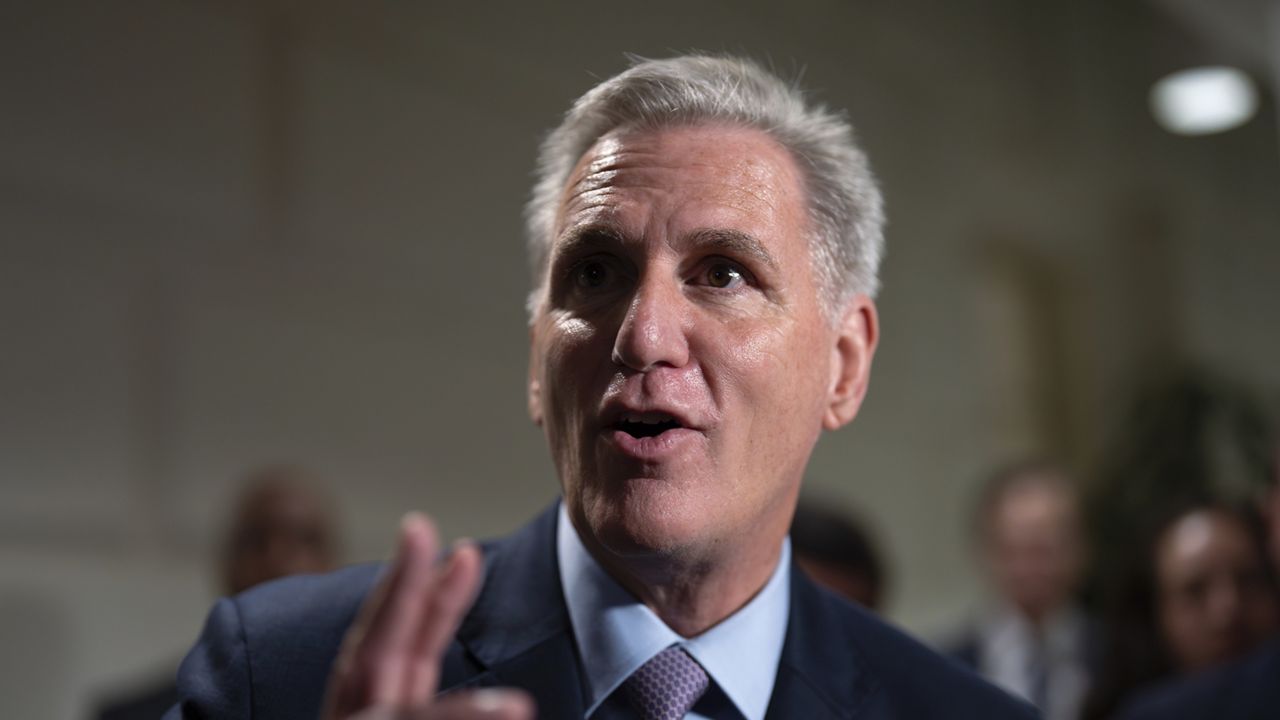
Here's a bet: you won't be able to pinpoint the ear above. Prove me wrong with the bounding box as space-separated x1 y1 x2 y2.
823 295 879 430
528 323 544 426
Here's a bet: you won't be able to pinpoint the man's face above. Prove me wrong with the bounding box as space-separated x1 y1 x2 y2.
529 124 874 563
984 481 1082 621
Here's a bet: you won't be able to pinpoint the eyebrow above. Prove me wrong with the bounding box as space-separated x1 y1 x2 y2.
551 224 780 274
685 228 779 274
551 224 624 263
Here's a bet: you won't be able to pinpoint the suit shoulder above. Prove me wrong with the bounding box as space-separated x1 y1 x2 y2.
815 592 1037 718
170 564 382 720
1115 672 1224 720
233 563 382 639
232 563 383 685
1117 640 1280 720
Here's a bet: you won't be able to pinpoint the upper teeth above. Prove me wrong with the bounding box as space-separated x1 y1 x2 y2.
622 412 673 424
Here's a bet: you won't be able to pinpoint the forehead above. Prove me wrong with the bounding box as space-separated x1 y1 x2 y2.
993 482 1075 526
555 123 809 243
1159 511 1252 573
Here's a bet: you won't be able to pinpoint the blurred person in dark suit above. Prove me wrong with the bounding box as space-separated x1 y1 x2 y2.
165 55 1037 720
790 496 888 611
93 466 338 720
950 460 1097 720
1109 466 1280 720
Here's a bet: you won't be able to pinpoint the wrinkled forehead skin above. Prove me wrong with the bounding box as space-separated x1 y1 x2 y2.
557 124 810 235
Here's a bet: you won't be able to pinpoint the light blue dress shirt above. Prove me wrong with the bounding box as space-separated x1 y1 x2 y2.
556 504 791 720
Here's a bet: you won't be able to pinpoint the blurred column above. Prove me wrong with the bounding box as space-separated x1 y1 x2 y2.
973 239 1074 463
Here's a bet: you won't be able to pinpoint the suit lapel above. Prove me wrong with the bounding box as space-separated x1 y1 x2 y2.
458 633 586 716
450 504 586 718
448 508 885 720
765 566 881 720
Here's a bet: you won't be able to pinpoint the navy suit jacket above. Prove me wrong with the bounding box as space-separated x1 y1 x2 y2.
166 504 1037 719
1115 637 1280 720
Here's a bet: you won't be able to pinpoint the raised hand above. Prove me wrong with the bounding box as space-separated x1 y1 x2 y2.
322 513 533 720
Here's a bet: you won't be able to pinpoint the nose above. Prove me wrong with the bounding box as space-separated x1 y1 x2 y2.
611 274 690 372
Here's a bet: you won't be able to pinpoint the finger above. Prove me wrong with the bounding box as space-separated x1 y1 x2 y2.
402 541 485 704
416 689 535 720
364 514 447 704
327 513 443 714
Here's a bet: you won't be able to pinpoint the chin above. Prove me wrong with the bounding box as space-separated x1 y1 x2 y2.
579 477 711 560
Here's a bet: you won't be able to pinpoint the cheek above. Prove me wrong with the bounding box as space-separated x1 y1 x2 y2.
1161 591 1204 643
541 317 610 429
727 317 830 416
705 317 830 466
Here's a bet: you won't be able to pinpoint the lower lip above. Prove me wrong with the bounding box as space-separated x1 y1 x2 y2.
604 428 702 459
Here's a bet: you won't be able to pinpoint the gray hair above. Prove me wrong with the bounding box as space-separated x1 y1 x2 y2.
524 54 885 320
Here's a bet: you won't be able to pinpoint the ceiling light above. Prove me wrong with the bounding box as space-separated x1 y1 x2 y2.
1150 66 1259 136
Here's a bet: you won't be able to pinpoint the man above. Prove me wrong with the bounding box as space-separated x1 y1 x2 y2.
219 465 341 596
950 461 1096 720
167 55 1035 720
97 466 338 720
1116 446 1280 720
790 497 888 611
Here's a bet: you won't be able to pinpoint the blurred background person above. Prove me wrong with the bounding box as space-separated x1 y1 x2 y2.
92 465 340 720
790 496 889 611
1115 444 1280 719
1086 499 1279 719
219 465 341 596
950 460 1097 720
1155 504 1279 674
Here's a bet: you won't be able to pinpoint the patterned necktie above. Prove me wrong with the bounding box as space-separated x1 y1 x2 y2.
623 646 710 720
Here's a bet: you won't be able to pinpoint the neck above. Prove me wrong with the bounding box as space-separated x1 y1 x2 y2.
582 528 786 638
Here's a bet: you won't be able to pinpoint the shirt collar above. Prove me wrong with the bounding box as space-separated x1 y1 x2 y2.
557 503 790 720
984 602 1087 655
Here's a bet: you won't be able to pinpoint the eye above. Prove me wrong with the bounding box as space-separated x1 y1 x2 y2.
703 261 746 289
573 259 612 290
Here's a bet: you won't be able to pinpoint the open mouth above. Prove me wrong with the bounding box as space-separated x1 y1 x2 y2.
615 412 684 439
